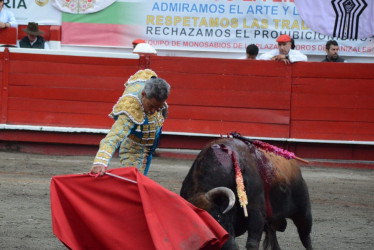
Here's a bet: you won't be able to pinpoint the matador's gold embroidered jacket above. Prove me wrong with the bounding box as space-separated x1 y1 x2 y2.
93 69 167 175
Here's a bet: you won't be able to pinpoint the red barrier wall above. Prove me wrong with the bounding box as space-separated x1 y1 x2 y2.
152 56 292 138
0 27 17 46
2 51 138 128
291 63 374 141
0 49 373 160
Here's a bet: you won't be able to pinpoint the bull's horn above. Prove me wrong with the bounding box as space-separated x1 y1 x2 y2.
205 187 236 214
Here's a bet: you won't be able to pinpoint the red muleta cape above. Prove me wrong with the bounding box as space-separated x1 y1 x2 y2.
50 167 228 250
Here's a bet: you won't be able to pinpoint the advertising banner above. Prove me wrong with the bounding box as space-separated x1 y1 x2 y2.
294 0 374 40
6 0 373 57
61 0 143 47
141 0 373 56
6 0 61 25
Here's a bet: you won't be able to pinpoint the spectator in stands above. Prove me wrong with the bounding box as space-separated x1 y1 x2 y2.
19 22 49 49
133 42 157 55
322 40 347 62
246 44 259 60
0 0 17 29
132 38 146 49
259 34 307 64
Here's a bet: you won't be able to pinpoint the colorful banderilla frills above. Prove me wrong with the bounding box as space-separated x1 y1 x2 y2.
220 144 248 217
231 151 248 217
230 131 309 164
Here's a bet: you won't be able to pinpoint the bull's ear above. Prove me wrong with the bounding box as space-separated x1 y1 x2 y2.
205 187 236 214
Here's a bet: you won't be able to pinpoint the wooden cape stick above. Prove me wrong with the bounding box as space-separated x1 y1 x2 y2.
105 172 138 184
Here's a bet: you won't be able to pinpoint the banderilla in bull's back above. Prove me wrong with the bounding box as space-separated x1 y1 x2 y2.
229 131 309 164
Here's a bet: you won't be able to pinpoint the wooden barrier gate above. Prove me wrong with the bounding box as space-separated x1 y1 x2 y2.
1 48 374 161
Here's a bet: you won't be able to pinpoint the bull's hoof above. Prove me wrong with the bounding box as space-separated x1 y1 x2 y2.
246 240 259 250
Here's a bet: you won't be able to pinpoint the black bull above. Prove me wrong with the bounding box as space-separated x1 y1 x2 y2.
180 138 312 250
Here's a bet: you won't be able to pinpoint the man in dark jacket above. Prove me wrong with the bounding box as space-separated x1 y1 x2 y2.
322 40 346 62
19 22 48 49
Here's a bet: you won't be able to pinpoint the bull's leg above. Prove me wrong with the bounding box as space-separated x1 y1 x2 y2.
291 213 313 250
245 208 264 250
263 224 281 250
221 226 240 250
222 236 240 250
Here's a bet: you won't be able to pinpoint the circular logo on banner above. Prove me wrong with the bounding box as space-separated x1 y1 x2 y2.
52 0 117 14
35 0 49 7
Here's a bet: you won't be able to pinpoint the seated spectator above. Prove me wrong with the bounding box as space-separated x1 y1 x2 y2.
259 34 307 64
132 39 146 49
246 44 259 60
19 22 49 49
133 42 157 54
0 0 17 28
322 40 347 62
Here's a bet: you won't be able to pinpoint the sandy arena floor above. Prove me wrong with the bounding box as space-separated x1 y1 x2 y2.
0 151 373 249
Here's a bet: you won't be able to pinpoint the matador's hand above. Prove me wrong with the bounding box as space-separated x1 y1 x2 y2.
89 164 107 177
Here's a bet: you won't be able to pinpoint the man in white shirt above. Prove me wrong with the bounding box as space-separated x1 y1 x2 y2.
0 0 17 29
259 34 307 64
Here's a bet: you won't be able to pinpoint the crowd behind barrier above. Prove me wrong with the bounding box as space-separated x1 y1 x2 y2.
0 47 373 161
1 24 373 63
